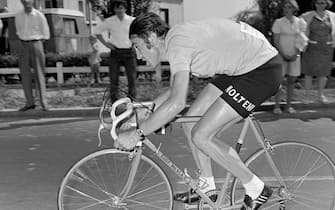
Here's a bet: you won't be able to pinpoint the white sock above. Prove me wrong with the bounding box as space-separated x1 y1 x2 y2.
199 176 216 193
243 175 264 200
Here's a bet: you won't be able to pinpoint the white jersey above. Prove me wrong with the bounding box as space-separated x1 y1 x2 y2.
165 18 278 77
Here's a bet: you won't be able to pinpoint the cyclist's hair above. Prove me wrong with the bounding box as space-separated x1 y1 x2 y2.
129 12 170 42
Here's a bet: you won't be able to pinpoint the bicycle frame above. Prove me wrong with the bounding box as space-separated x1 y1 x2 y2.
114 113 291 209
58 96 335 210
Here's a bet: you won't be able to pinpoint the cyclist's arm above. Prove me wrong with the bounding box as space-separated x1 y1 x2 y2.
138 71 190 135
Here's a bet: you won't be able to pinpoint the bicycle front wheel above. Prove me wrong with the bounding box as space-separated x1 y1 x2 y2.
231 141 335 210
58 149 173 210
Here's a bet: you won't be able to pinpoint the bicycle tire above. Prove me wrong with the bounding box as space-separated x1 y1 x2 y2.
230 141 335 210
58 149 174 210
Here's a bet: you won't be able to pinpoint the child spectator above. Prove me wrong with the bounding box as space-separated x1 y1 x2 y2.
88 35 102 84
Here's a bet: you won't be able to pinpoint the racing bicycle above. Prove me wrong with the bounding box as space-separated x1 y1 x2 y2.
58 97 335 210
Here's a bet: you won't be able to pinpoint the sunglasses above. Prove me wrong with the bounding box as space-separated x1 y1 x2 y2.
315 2 327 5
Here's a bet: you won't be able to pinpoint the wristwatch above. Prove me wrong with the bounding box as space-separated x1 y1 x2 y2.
135 129 145 140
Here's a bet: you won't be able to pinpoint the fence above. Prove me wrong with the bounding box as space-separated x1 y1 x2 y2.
0 62 170 84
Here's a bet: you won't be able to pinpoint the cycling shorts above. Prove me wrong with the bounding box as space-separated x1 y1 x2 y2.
211 55 282 118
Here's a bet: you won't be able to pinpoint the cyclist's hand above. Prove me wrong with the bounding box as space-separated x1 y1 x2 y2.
119 119 136 130
119 109 151 130
117 129 140 150
113 139 123 149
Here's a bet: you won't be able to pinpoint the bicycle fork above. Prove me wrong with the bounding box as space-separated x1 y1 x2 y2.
112 147 144 207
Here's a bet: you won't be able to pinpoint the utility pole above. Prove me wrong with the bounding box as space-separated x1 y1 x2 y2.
87 0 93 35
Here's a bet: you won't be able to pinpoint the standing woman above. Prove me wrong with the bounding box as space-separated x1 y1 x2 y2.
301 0 335 103
272 0 307 114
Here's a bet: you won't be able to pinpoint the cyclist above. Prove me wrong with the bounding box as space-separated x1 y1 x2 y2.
116 12 282 210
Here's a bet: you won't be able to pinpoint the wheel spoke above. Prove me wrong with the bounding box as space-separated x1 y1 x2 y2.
63 185 114 209
58 149 173 210
231 142 335 210
290 154 324 190
127 181 169 198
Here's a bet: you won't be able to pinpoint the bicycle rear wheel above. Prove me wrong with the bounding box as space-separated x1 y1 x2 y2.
231 141 335 210
58 149 173 210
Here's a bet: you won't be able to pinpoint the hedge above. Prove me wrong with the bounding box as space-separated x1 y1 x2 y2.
0 52 146 68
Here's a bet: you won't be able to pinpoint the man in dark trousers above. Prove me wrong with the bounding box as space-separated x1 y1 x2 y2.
15 0 50 111
94 0 137 102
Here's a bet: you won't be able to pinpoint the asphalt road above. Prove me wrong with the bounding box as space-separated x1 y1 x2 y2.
0 108 334 210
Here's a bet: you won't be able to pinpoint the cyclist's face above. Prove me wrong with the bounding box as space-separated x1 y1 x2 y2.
131 35 160 67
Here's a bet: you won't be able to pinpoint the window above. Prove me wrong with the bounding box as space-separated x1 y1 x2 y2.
85 1 97 22
63 18 78 34
78 0 84 13
45 0 63 8
159 8 169 25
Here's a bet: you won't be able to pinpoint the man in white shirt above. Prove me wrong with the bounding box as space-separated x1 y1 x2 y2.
15 0 50 111
94 0 137 102
116 13 282 210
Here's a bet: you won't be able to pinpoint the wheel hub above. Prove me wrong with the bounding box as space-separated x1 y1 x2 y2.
278 186 293 200
111 196 127 208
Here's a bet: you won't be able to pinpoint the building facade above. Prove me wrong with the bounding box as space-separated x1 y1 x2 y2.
0 0 184 54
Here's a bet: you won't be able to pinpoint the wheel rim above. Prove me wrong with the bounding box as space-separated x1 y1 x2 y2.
58 149 173 210
231 142 335 210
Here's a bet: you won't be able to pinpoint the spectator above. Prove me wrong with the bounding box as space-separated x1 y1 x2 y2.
0 18 2 39
15 0 50 111
94 0 137 102
0 7 9 54
272 0 308 114
301 0 335 104
88 35 102 84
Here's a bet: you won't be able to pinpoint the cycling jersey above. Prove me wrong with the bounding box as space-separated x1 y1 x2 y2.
165 18 278 77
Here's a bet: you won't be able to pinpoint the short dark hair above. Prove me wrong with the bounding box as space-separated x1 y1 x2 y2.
312 0 333 10
129 12 170 41
112 0 128 9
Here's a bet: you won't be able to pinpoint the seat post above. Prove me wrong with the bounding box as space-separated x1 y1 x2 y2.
235 116 251 153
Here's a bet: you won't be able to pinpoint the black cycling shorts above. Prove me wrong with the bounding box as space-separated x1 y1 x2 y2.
211 55 282 118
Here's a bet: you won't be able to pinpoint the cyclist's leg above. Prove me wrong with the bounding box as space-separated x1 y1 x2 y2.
183 83 243 176
174 83 224 203
182 83 221 178
192 57 281 209
191 98 274 209
191 98 253 186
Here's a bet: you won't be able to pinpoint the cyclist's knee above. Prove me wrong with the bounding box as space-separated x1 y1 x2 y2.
191 128 210 149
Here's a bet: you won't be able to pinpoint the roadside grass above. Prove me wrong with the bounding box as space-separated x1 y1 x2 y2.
0 78 209 109
1 77 334 110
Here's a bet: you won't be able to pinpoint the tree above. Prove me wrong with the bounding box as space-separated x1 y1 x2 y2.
88 0 152 18
235 0 285 41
